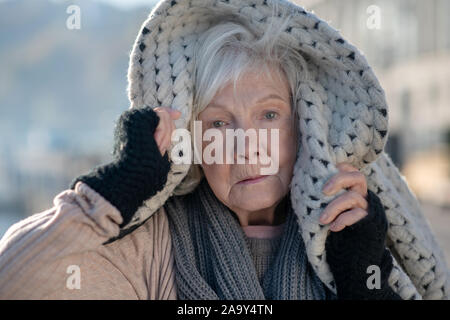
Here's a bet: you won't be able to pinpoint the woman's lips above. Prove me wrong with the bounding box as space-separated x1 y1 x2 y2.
238 175 269 185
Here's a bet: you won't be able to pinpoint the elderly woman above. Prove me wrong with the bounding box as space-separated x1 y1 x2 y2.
0 0 448 300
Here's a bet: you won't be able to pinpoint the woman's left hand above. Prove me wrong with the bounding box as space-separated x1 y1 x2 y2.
321 162 401 299
319 162 369 232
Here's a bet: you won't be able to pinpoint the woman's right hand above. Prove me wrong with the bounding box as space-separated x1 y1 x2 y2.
153 107 181 156
70 106 178 227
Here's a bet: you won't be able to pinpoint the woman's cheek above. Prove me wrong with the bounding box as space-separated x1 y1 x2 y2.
276 121 297 167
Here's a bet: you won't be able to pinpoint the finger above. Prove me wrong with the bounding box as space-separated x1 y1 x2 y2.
155 132 165 156
157 109 171 128
155 128 169 155
168 119 176 146
154 129 162 146
160 145 167 156
161 117 176 154
161 126 172 154
334 162 367 197
154 106 169 113
322 163 356 194
155 108 171 121
153 109 170 156
158 144 165 156
156 107 179 131
336 162 359 173
160 130 169 153
320 190 368 224
329 207 368 232
154 108 172 128
154 108 178 154
154 117 167 143
322 170 367 198
154 128 166 156
168 109 181 120
162 117 174 149
155 107 180 120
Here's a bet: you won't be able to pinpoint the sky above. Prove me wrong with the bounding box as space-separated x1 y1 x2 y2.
95 0 157 9
25 0 158 10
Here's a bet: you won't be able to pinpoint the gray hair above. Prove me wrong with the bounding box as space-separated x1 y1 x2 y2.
173 9 309 195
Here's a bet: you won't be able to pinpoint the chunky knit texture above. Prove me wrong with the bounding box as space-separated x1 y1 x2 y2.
245 236 283 284
325 189 402 300
121 0 450 299
164 178 332 300
69 106 171 227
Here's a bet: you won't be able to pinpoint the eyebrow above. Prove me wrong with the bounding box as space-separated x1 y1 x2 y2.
255 93 288 104
207 93 288 110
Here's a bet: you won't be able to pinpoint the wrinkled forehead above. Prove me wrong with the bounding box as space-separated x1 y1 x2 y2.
206 68 292 109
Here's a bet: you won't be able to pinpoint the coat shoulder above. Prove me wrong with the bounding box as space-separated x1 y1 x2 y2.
100 206 177 299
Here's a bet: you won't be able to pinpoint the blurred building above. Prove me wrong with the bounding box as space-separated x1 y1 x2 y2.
0 0 150 235
296 0 450 264
298 0 450 206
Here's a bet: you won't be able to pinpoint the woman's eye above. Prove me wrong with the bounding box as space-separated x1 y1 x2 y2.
264 111 278 120
212 120 226 128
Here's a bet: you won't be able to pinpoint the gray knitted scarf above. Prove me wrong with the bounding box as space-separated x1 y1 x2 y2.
164 178 334 300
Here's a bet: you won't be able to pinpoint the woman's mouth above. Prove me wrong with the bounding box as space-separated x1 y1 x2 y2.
238 175 269 185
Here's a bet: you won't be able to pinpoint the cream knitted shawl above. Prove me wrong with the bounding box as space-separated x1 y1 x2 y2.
120 0 449 299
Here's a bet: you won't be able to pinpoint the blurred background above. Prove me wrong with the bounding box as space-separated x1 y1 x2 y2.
0 0 449 264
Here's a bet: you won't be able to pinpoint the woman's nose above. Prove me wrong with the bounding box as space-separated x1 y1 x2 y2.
232 120 261 164
234 135 260 163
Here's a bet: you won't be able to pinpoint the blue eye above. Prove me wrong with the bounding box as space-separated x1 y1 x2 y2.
212 120 226 128
264 111 277 120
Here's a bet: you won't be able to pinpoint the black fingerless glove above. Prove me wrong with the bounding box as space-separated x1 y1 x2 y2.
69 106 171 227
325 189 402 300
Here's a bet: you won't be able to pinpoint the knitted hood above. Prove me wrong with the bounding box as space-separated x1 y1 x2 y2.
124 0 449 299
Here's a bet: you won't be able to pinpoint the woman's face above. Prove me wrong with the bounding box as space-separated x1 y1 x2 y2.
197 66 298 224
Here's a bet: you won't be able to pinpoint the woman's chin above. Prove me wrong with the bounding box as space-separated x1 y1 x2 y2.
230 178 283 210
